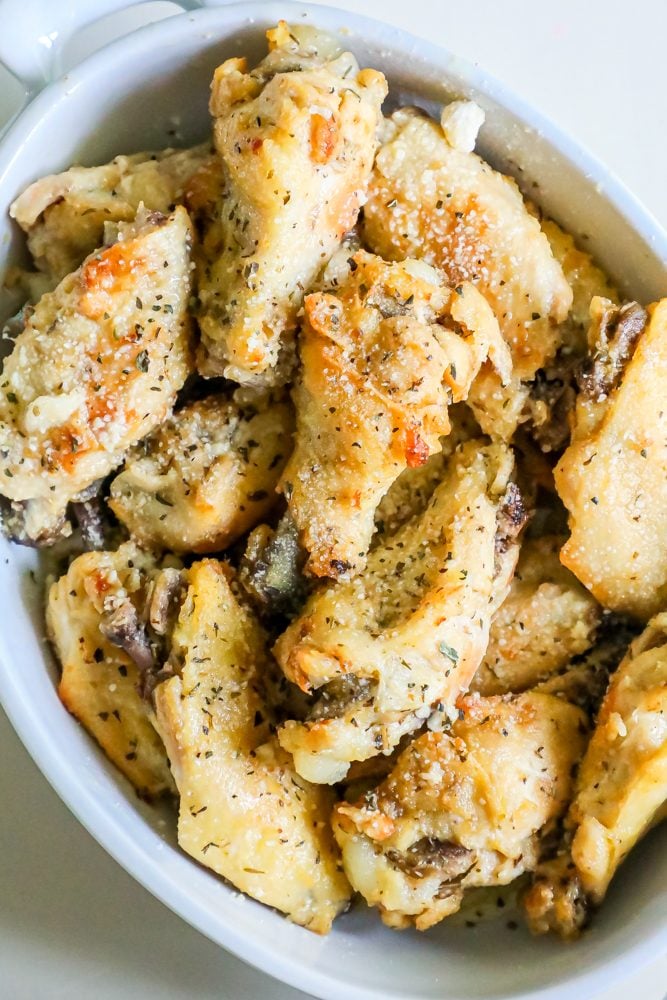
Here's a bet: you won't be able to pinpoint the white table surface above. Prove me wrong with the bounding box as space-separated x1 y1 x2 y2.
1 1 666 997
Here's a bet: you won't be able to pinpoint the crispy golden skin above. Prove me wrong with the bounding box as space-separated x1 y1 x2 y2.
196 22 387 384
555 297 667 619
47 542 175 799
11 145 209 285
281 250 510 579
362 108 571 439
523 615 667 938
0 208 193 543
109 393 292 554
274 441 521 784
153 560 350 932
332 690 587 930
471 535 601 695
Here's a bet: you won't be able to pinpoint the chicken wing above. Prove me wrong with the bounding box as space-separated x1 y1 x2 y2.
153 559 350 932
11 144 209 286
196 22 387 384
109 392 292 554
471 535 601 695
362 107 572 439
555 296 667 619
0 207 193 544
281 250 510 580
47 542 176 799
523 615 667 937
332 689 587 930
274 441 524 784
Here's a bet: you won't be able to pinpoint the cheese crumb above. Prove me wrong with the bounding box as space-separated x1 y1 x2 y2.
440 100 485 153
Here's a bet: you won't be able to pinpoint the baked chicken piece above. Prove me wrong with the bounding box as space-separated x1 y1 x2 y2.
471 535 601 695
555 296 667 619
197 22 387 384
47 542 177 799
332 688 588 930
109 392 292 554
0 207 193 544
153 559 350 932
523 614 667 937
362 106 572 439
275 441 524 784
11 144 210 286
281 250 510 579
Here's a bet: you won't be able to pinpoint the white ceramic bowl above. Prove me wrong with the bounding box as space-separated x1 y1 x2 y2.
0 4 665 998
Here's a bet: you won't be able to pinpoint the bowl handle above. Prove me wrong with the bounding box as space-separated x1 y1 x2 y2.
0 0 202 93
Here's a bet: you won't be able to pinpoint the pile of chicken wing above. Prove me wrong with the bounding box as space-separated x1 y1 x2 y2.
3 22 665 937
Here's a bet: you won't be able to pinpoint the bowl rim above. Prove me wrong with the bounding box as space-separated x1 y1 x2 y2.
0 4 666 999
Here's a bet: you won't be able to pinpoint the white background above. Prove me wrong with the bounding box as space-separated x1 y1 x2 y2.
1 1 666 997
